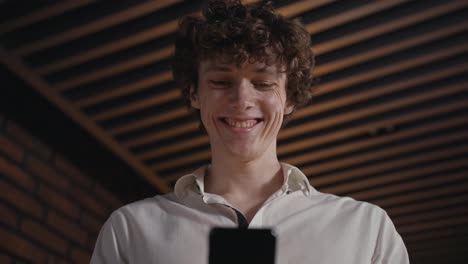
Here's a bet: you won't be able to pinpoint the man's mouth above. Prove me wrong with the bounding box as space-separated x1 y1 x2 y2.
221 117 263 129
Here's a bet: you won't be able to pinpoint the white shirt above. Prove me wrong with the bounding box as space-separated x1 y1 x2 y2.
91 163 409 264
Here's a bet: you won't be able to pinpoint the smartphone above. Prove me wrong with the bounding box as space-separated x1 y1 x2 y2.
208 227 277 264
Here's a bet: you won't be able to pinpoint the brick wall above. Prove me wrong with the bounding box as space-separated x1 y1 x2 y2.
0 113 123 263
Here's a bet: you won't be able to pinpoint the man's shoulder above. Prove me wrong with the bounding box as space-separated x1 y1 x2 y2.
307 190 387 219
107 192 182 222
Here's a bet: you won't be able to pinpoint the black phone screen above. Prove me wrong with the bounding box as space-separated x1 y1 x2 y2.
208 227 276 264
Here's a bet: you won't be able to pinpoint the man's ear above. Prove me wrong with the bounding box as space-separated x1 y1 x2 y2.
189 85 200 109
284 103 294 115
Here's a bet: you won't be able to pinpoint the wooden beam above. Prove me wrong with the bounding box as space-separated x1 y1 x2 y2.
402 225 468 243
110 107 190 136
93 90 181 122
76 71 173 108
163 166 198 184
371 179 468 208
314 1 468 54
278 77 467 144
14 1 181 56
54 46 174 92
394 204 468 227
286 61 468 140
276 0 335 18
398 214 468 234
295 44 468 120
139 134 208 161
153 149 211 171
315 22 468 76
33 19 180 76
123 122 200 149
387 194 468 218
0 47 172 193
302 130 468 178
323 158 468 196
0 0 94 35
284 110 468 166
305 0 407 34
353 166 468 202
308 137 468 187
278 65 468 152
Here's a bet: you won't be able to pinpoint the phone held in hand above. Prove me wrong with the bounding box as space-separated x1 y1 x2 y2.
208 227 277 264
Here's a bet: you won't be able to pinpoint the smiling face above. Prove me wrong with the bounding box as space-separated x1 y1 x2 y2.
191 59 294 161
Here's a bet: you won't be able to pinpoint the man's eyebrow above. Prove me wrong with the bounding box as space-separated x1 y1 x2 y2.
203 65 233 73
254 67 277 73
203 64 278 74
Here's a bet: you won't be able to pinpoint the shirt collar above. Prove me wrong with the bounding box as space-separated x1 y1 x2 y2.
280 163 315 195
174 163 315 199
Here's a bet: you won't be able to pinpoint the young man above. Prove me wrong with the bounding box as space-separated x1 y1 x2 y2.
91 1 409 263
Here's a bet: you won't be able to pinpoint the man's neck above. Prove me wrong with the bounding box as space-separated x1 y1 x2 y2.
205 146 284 205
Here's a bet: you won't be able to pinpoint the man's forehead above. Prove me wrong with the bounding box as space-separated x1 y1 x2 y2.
200 59 281 74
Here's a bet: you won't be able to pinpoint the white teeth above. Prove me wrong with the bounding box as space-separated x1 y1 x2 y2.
224 118 258 128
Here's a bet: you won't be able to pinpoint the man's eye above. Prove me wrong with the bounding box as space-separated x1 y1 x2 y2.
209 80 231 88
254 82 274 89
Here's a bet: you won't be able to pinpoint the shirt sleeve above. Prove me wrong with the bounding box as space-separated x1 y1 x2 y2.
371 210 409 264
90 212 128 264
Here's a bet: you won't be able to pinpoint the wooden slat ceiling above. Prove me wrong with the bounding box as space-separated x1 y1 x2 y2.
1 1 467 263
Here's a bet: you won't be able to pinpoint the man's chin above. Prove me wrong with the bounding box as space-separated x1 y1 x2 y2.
226 146 262 161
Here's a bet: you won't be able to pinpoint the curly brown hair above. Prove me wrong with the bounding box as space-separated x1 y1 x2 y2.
172 0 316 126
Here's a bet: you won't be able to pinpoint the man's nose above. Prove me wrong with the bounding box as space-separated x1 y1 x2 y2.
229 79 255 110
